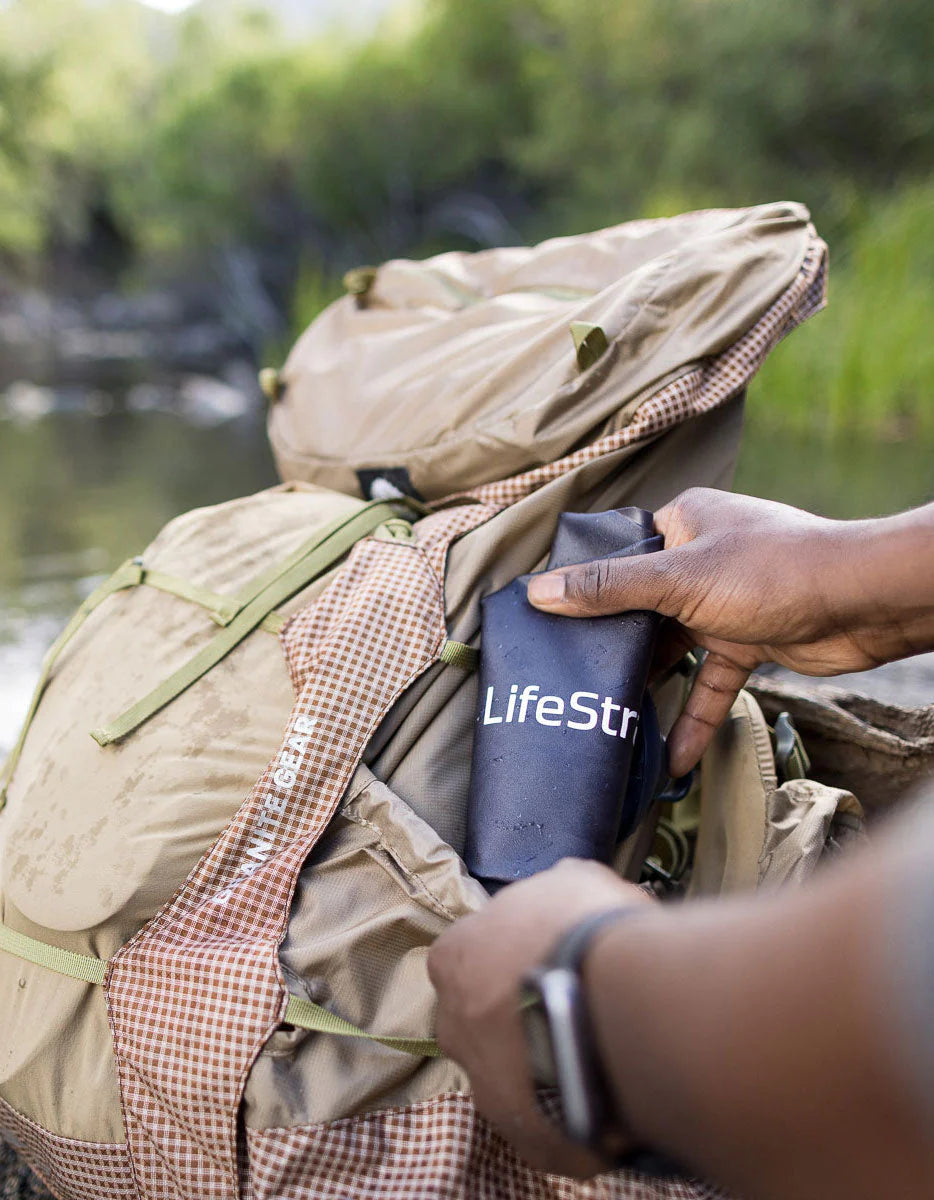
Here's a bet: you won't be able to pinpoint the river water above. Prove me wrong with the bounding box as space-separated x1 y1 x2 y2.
0 393 931 758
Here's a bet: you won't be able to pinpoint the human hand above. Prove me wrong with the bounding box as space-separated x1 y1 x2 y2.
427 859 649 1178
527 488 926 776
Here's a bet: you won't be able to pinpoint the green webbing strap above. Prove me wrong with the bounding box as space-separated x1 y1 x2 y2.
283 995 441 1058
0 922 439 1057
0 922 107 986
140 567 240 624
217 502 424 625
142 571 286 634
439 639 479 672
91 501 405 747
0 558 145 808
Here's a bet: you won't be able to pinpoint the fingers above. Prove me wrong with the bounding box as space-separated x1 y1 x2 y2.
527 546 691 618
665 647 756 776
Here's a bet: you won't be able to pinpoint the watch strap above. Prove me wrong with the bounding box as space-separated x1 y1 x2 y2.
544 905 686 1179
547 906 643 972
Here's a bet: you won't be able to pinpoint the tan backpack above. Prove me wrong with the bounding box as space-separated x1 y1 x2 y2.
0 204 864 1200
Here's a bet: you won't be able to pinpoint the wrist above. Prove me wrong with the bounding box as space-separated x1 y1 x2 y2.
836 510 934 660
522 906 645 1156
581 909 674 1150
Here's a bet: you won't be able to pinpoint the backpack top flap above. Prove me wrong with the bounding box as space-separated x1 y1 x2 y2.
269 202 819 499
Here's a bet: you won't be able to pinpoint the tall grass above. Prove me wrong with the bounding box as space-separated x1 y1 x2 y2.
753 184 934 437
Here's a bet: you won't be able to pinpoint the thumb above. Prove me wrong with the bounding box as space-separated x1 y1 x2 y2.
527 547 692 619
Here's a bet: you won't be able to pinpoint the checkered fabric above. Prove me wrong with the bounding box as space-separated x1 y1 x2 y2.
0 1097 134 1200
245 1094 727 1200
5 231 824 1200
104 508 498 1200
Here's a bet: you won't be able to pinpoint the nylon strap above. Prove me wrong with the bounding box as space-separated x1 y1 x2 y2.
140 567 240 624
91 501 406 747
0 922 440 1057
0 922 107 986
439 639 478 672
282 995 441 1057
144 573 284 633
0 558 145 808
220 504 402 625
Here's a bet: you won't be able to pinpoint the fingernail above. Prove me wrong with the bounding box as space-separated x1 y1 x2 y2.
527 573 566 607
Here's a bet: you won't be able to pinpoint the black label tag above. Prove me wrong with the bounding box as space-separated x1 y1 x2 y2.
356 466 424 502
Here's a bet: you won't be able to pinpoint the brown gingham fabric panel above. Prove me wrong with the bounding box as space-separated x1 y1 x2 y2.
104 509 495 1200
245 1094 728 1200
0 1096 135 1200
461 236 826 511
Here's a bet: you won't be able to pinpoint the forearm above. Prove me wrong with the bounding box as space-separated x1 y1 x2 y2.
585 843 934 1198
834 502 934 663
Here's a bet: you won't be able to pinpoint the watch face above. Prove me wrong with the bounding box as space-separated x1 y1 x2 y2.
519 982 559 1090
521 967 601 1146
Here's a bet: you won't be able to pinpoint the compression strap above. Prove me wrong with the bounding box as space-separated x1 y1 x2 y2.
90 501 406 746
0 922 440 1058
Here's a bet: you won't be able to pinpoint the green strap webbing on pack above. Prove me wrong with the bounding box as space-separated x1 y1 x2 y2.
91 501 405 747
283 995 441 1058
438 639 478 672
260 611 286 635
142 571 284 634
220 522 364 627
0 558 146 808
0 922 108 986
141 567 240 624
0 922 439 1057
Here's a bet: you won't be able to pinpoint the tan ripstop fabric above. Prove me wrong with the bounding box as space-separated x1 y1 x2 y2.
269 202 817 500
103 503 493 1200
0 483 370 1145
689 690 864 896
0 212 837 1200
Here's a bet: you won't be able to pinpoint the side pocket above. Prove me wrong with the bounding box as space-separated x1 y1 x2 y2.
244 767 483 1132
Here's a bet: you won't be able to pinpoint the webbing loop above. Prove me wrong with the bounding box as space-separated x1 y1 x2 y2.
91 501 408 747
439 639 479 672
0 922 440 1057
570 320 609 370
139 565 240 624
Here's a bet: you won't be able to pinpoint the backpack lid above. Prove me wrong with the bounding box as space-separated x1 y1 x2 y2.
268 202 817 500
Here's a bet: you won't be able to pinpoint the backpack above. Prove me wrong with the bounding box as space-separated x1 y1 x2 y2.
0 203 850 1200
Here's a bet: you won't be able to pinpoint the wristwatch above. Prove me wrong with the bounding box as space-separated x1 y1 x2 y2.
520 907 683 1177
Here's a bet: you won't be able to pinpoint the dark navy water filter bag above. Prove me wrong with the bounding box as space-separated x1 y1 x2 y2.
465 507 663 892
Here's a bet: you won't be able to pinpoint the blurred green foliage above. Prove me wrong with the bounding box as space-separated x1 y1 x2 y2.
0 0 931 432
